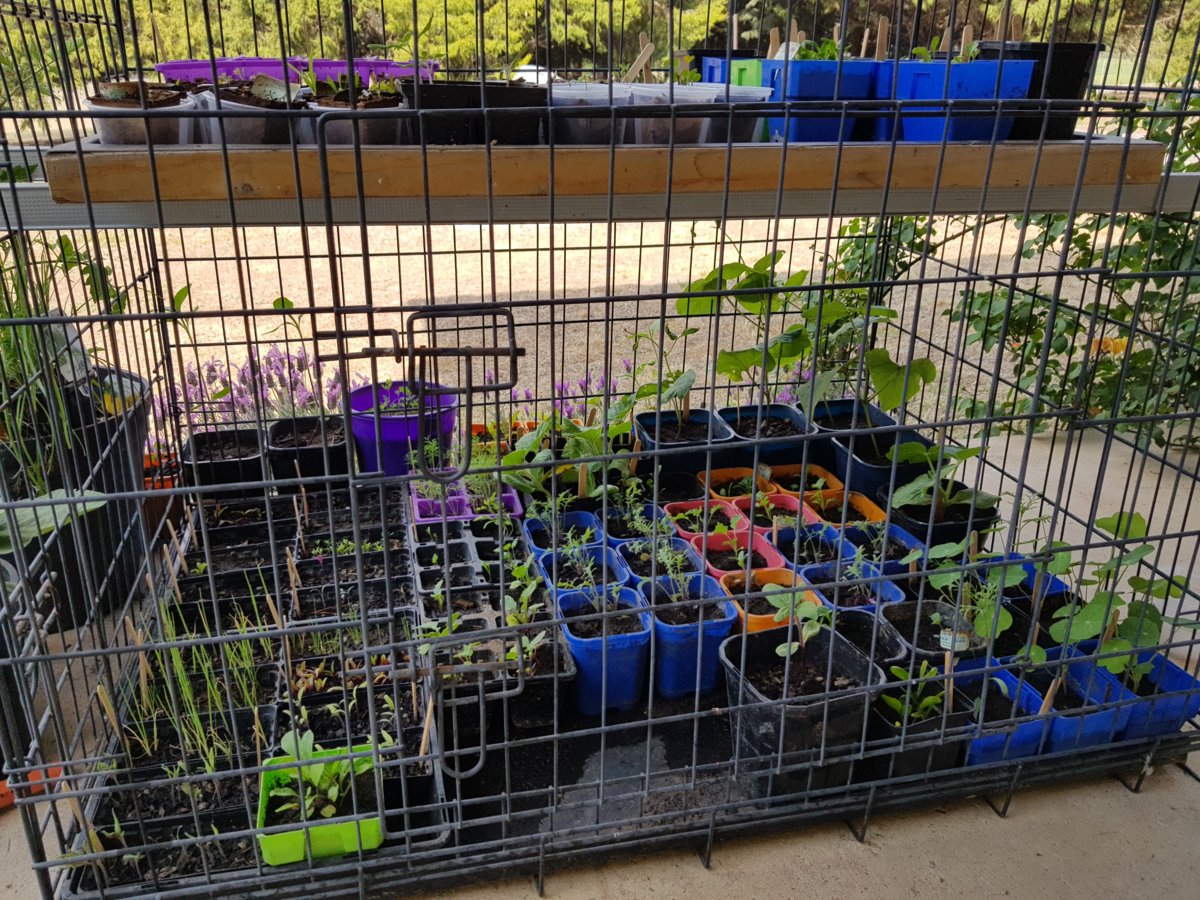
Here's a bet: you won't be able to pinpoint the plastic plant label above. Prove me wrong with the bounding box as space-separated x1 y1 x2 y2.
939 628 971 652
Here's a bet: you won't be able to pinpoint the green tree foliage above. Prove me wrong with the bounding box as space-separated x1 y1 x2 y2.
108 0 723 75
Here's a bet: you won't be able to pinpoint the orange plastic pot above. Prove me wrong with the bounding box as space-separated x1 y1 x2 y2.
719 568 822 632
768 462 843 498
803 490 887 528
663 498 749 539
143 453 181 539
731 493 818 532
689 530 787 578
705 466 778 502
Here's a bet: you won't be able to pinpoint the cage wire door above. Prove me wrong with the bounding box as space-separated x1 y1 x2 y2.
0 0 1198 898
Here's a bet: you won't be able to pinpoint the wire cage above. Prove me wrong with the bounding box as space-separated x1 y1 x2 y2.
1 0 1199 897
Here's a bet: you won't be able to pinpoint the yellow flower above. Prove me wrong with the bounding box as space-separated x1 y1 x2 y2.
1090 335 1129 356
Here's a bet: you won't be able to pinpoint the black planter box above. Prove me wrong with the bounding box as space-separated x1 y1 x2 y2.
976 41 1102 140
266 414 350 490
182 428 264 497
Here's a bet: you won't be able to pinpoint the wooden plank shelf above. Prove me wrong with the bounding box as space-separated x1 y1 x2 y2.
46 136 1165 206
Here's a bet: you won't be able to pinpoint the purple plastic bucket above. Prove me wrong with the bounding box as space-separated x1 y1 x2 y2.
349 381 459 477
309 58 440 83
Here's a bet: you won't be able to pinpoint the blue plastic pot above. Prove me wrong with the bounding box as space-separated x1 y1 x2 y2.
980 553 1073 620
539 545 631 596
694 49 764 87
558 587 652 715
800 560 905 612
618 537 703 584
805 399 933 498
770 523 855 571
633 409 735 476
867 62 899 141
894 59 1035 142
1039 646 1131 752
716 403 827 468
601 502 671 549
522 511 603 560
842 522 926 576
762 59 877 143
956 667 1047 765
640 574 736 698
348 381 458 477
1073 640 1200 741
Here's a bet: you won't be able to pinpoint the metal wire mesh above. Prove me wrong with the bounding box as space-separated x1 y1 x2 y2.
1 1 1198 897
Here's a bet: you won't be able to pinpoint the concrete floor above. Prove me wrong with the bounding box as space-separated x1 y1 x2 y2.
428 755 1200 900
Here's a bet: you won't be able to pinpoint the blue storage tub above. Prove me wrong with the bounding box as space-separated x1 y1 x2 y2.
1039 646 1131 752
954 667 1048 765
894 59 1035 141
762 59 877 143
640 573 737 699
558 587 653 715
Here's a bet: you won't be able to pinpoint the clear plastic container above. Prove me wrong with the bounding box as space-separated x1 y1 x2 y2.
308 96 405 145
548 82 632 145
628 83 713 144
84 93 194 145
693 83 773 143
199 91 313 144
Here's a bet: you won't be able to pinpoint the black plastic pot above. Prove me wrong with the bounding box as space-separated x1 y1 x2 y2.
58 367 151 618
719 626 885 770
182 428 264 497
864 698 973 779
833 608 909 668
400 81 548 145
266 415 349 491
877 480 1001 548
975 42 1102 140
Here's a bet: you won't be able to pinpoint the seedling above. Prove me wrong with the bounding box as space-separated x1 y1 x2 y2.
887 444 998 522
882 661 948 726
270 730 372 821
774 599 831 657
506 631 548 673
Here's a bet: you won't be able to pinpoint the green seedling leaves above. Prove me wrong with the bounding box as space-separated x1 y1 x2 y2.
1095 511 1148 540
865 348 936 411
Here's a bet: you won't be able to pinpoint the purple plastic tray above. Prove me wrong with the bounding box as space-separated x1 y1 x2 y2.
410 477 522 524
308 57 439 82
154 56 307 81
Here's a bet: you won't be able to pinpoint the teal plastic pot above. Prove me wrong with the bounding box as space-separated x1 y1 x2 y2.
256 745 383 866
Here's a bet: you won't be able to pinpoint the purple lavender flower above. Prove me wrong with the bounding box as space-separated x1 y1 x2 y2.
622 357 633 373
524 388 533 401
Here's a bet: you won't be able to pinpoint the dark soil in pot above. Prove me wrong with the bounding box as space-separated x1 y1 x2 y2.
78 824 256 891
822 582 877 608
708 549 770 571
530 524 593 550
747 504 788 528
670 506 739 534
622 541 682 578
738 591 789 617
554 561 617 591
727 416 805 439
191 430 260 462
88 85 183 108
1023 668 1091 712
775 533 842 565
272 418 346 448
648 584 724 625
882 602 944 654
856 530 913 562
659 420 715 442
774 470 832 492
422 589 498 618
834 614 904 665
745 643 856 701
956 679 1024 724
216 82 305 110
603 515 644 540
283 690 418 742
563 602 643 638
98 768 257 824
628 471 703 502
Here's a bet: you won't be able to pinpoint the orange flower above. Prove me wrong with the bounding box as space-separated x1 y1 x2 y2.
1090 335 1129 356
